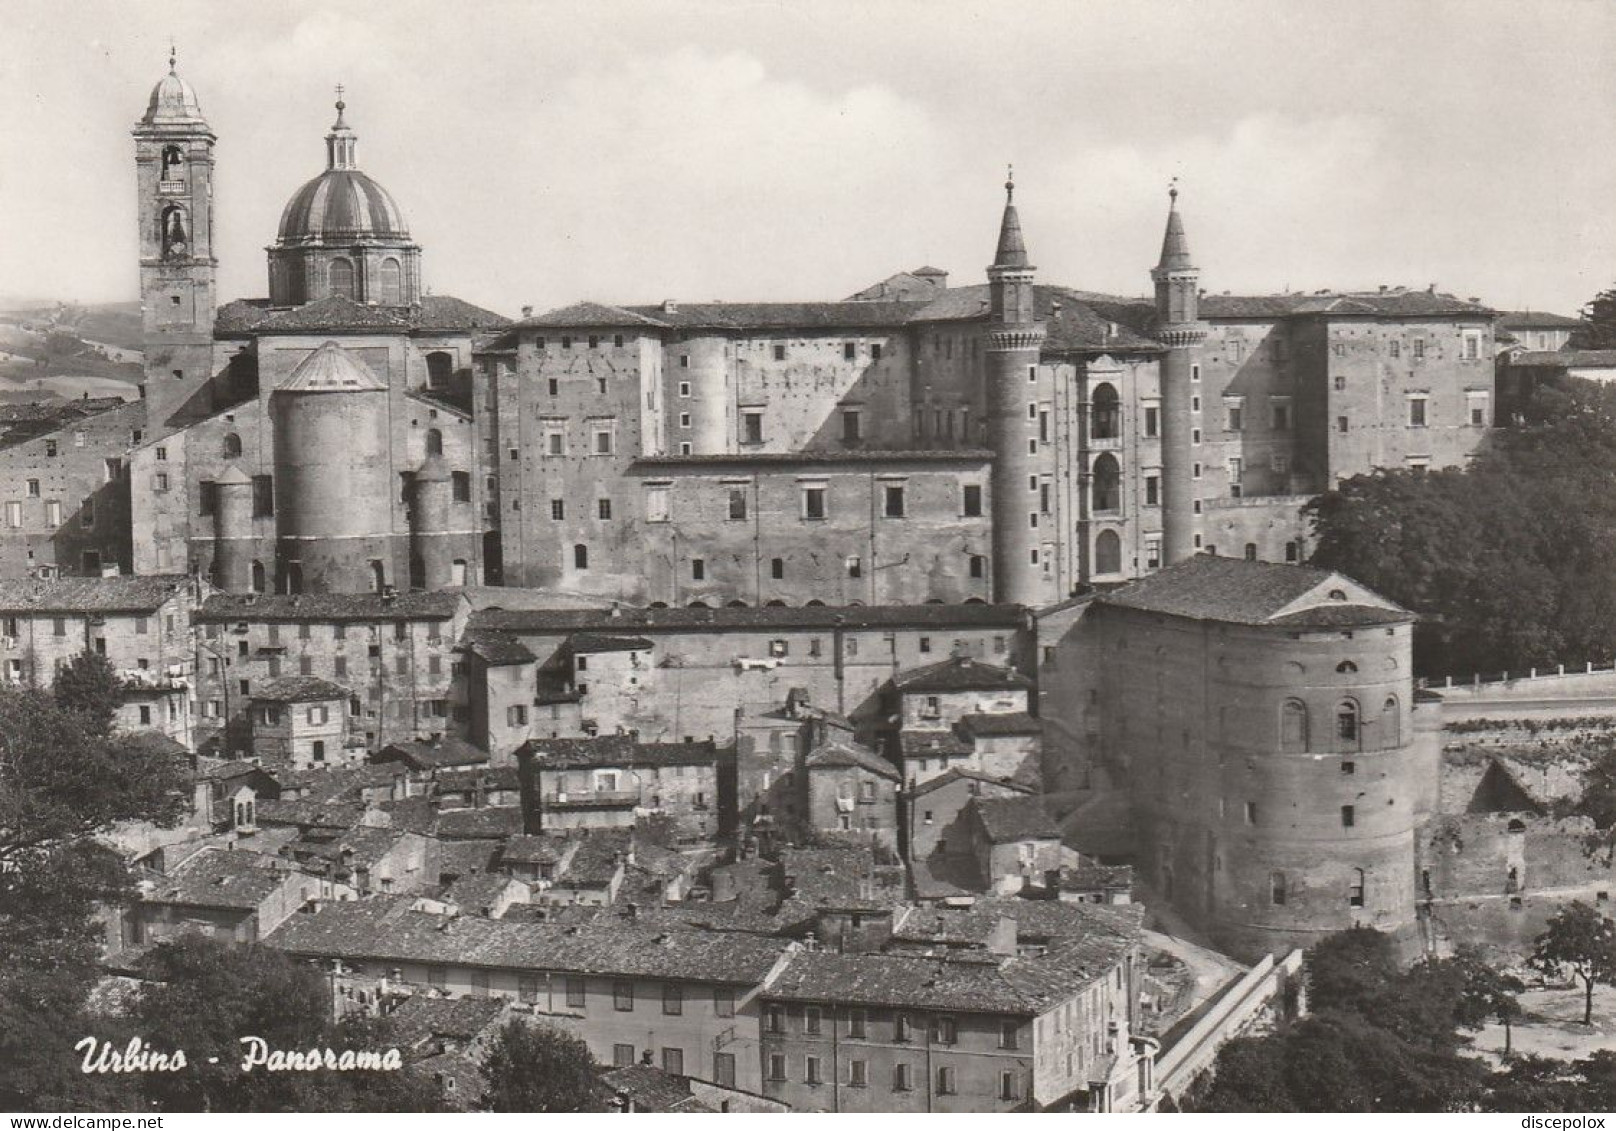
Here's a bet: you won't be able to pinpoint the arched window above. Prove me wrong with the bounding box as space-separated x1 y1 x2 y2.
1328 588 1348 601
222 432 242 458
250 560 265 594
160 204 190 258
1336 699 1360 746
378 257 403 305
573 544 589 570
1349 868 1365 908
1092 453 1121 513
426 352 454 388
1280 699 1309 753
284 562 303 595
425 428 443 456
687 601 709 609
1090 383 1120 440
1270 871 1287 906
370 560 386 594
1336 660 1358 673
1381 695 1400 746
1094 529 1122 575
161 144 185 180
329 257 356 300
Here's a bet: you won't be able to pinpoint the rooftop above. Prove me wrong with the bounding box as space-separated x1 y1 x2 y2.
252 675 351 704
215 293 508 336
0 574 191 615
893 656 1033 694
1508 349 1616 369
634 449 993 469
803 739 901 781
1094 553 1410 628
954 711 1043 738
910 766 1035 798
521 735 721 771
198 591 463 623
142 849 295 910
269 897 791 984
1498 310 1583 330
972 795 1062 843
471 601 1024 636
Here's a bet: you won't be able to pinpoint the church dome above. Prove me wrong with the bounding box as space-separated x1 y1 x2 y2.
276 169 410 243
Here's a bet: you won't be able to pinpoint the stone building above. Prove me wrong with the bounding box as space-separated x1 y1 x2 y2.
128 847 318 946
517 735 724 840
1043 554 1443 961
802 739 902 851
248 675 362 768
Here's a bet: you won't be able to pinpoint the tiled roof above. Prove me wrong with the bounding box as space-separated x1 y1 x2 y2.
459 634 537 665
909 767 1034 798
516 302 671 329
142 849 296 910
215 294 507 335
471 602 1024 636
602 1064 699 1111
567 633 653 654
803 739 901 781
1200 289 1493 320
907 285 1161 354
634 450 992 469
0 574 191 615
955 711 1042 738
254 798 366 829
198 591 462 623
277 341 388 393
1508 349 1616 368
893 656 1032 694
387 995 508 1047
287 824 407 872
498 833 569 866
521 735 721 770
376 737 487 770
413 295 511 332
1097 553 1410 628
268 897 791 983
436 764 520 792
622 300 924 331
1498 310 1583 330
894 897 1141 948
435 807 524 841
972 795 1061 843
253 295 414 333
252 675 351 703
898 730 972 759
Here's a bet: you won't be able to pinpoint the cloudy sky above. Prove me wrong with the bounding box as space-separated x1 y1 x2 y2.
2 0 1612 316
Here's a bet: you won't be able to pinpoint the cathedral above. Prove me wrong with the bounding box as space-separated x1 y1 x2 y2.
5 55 1500 609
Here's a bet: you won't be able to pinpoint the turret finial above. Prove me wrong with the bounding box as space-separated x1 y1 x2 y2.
1005 164 1015 202
1169 176 1179 206
334 83 347 121
168 38 177 74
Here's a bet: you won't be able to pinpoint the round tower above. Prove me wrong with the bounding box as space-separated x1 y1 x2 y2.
270 341 393 593
411 453 453 590
1151 183 1207 564
985 173 1047 605
211 464 254 592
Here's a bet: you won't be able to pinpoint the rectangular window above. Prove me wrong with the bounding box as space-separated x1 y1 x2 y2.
1225 402 1243 432
842 409 862 443
714 986 734 1017
691 558 705 581
805 1006 822 1035
1342 804 1356 828
936 1066 956 1095
771 557 785 580
714 1051 736 1086
1337 415 1349 434
806 1056 822 1085
1468 391 1490 426
614 1044 634 1068
592 427 614 455
742 411 764 444
1000 1071 1019 1101
768 1054 787 1082
613 981 634 1011
507 704 528 727
5 502 19 529
893 1063 912 1092
727 488 747 521
1408 396 1428 428
427 967 446 989
1245 801 1258 825
663 983 682 1015
773 344 787 362
848 1009 867 1038
871 342 883 361
963 484 982 516
1000 1020 1020 1049
26 479 39 498
883 484 905 518
566 977 586 1008
766 1005 784 1033
45 501 61 528
894 1014 911 1043
1143 405 1160 437
802 486 826 520
1145 474 1160 506
597 497 611 520
849 1060 867 1087
1413 339 1426 360
452 472 471 502
932 1017 957 1045
645 485 669 523
1272 399 1292 431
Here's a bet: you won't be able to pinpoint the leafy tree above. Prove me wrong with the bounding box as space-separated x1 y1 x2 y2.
479 1020 609 1112
0 686 189 1107
1530 901 1616 1025
128 936 445 1112
1570 284 1616 350
1449 953 1525 1055
53 650 125 736
1305 926 1401 1013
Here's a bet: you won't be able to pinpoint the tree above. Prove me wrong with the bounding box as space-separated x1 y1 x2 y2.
1450 953 1525 1055
128 936 445 1112
0 686 189 1107
479 1020 609 1112
52 650 125 736
1530 901 1616 1025
1570 284 1616 350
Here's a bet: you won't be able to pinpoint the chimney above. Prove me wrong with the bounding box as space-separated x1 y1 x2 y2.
520 305 533 319
1378 284 1388 294
661 299 678 314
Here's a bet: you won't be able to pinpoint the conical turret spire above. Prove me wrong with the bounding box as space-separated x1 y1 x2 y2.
1157 179 1194 271
993 166 1029 268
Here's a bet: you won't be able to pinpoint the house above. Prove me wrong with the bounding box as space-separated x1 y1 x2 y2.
248 675 362 769
802 739 901 851
518 735 723 840
374 736 488 775
385 994 515 1110
906 768 1035 861
889 658 1034 788
968 796 1064 895
281 823 440 897
128 847 319 946
496 833 579 887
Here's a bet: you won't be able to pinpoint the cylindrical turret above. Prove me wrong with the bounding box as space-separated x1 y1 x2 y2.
411 453 453 590
675 334 730 453
985 175 1046 606
271 341 393 593
212 464 254 592
1153 184 1207 565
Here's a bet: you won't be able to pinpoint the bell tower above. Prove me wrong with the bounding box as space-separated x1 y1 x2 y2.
133 47 218 429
